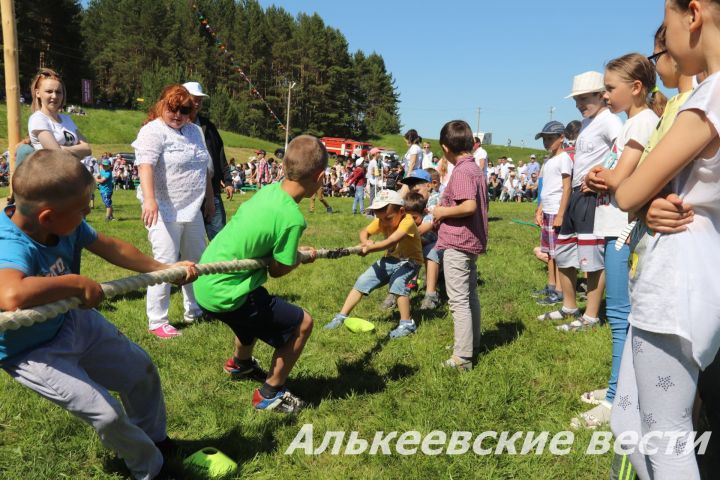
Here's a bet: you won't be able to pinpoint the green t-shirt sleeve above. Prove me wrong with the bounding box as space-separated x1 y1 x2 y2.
274 225 304 266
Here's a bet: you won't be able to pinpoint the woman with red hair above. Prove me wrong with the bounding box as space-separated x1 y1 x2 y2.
133 84 214 338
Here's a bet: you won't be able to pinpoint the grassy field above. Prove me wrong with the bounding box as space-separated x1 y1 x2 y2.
0 186 621 479
0 104 545 165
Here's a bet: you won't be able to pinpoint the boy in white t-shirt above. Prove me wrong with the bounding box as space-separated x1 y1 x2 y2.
541 71 622 328
533 121 572 306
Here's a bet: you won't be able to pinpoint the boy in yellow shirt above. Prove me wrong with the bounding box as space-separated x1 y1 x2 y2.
327 189 423 338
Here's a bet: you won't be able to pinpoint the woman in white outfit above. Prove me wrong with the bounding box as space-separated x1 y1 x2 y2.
133 84 214 338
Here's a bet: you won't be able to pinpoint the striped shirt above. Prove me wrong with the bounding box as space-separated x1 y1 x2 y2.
435 155 488 254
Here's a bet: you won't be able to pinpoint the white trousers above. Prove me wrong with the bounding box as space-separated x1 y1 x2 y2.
2 310 167 480
146 212 206 329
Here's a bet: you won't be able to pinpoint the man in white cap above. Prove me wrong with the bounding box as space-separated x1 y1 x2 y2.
527 154 541 178
183 81 234 240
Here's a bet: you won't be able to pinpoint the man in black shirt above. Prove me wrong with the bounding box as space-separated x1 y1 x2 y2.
184 82 235 240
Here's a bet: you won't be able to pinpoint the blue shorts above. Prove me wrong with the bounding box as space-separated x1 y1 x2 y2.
200 287 305 349
354 258 421 297
100 190 113 208
423 243 443 264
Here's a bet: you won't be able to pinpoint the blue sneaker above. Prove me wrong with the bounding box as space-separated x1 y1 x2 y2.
389 320 416 339
531 285 551 298
536 291 564 306
325 313 346 330
252 388 307 413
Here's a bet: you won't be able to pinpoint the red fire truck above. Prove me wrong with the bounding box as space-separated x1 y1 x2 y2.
321 137 373 158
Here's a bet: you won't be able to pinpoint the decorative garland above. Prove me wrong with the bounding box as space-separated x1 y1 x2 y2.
192 3 286 131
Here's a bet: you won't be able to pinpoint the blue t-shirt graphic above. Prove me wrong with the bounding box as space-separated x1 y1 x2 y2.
0 214 97 360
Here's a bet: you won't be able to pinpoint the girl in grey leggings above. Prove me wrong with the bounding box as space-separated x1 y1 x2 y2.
610 326 701 479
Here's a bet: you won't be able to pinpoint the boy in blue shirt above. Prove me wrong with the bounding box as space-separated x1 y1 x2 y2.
0 150 197 480
96 158 114 221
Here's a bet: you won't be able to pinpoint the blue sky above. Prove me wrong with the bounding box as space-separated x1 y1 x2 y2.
257 0 665 148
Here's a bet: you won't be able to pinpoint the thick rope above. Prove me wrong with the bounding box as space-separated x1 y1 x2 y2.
0 247 361 332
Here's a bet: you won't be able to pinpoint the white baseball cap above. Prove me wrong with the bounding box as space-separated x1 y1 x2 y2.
566 71 605 98
368 189 404 210
182 81 209 98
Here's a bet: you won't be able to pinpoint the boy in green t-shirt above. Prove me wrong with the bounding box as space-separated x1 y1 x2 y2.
194 135 325 414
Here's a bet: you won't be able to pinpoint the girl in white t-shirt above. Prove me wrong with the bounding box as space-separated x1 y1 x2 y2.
574 54 661 429
611 2 720 477
27 69 91 159
403 129 423 173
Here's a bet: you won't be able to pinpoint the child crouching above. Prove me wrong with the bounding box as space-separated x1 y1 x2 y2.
327 189 424 339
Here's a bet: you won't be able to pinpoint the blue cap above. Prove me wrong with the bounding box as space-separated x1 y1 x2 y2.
101 159 111 166
400 169 431 185
535 121 565 140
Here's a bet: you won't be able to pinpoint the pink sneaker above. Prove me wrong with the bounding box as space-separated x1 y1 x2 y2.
149 324 182 339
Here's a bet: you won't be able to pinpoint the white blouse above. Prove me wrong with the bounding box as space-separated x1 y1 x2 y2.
132 118 212 222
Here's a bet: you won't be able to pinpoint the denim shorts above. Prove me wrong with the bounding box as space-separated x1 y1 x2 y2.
423 242 443 264
100 190 113 208
354 257 421 297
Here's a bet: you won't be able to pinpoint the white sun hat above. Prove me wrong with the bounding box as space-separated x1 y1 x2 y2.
182 81 209 98
565 71 605 98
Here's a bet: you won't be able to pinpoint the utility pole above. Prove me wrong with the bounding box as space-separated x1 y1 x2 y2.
549 106 556 121
284 81 297 152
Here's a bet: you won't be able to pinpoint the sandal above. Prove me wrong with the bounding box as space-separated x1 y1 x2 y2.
570 402 612 429
580 388 608 405
442 355 472 372
537 308 580 322
556 315 600 332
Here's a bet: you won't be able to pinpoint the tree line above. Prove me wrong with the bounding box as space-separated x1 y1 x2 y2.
9 0 401 142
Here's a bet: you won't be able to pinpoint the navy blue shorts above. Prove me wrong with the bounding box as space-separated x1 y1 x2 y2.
201 287 305 349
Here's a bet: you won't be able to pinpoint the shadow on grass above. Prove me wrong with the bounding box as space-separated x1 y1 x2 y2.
290 336 417 406
488 216 502 222
477 320 525 355
103 416 295 479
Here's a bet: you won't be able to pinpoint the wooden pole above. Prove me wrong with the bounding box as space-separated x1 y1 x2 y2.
1 0 21 196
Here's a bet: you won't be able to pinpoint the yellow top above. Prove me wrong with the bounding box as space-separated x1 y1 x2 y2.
638 91 693 166
366 214 424 264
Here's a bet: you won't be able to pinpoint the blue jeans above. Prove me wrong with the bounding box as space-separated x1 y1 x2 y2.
204 194 227 240
352 186 365 214
605 238 631 403
354 258 420 297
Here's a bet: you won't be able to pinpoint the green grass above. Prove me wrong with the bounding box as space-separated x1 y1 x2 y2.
0 104 544 165
372 133 545 163
0 187 616 479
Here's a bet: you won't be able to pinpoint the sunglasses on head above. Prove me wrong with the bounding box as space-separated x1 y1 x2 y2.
170 105 193 115
648 50 667 65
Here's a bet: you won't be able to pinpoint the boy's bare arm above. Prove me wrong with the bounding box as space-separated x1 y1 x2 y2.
554 175 572 228
417 221 434 235
359 227 371 244
364 228 407 254
0 268 104 311
433 199 477 222
86 233 198 283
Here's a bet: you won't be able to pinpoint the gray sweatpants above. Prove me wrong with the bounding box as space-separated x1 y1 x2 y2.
2 309 167 480
443 249 481 358
610 326 700 480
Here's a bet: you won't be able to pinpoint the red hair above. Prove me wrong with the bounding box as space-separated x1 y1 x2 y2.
144 84 193 125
